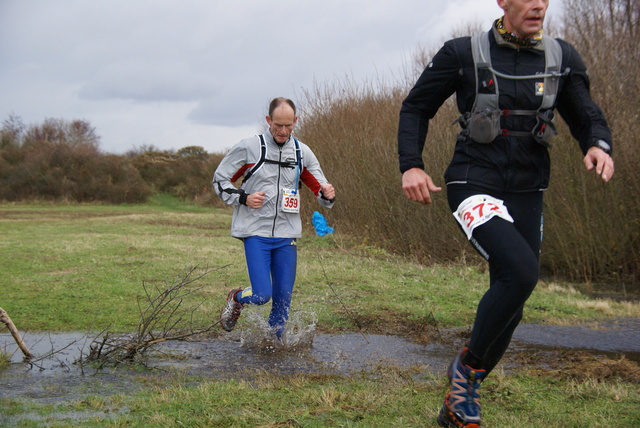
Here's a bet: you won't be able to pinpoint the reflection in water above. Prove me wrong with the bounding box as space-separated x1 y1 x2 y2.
0 309 451 407
1 315 638 408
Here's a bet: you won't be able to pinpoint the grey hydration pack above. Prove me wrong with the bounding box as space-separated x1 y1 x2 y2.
461 31 567 146
242 134 303 184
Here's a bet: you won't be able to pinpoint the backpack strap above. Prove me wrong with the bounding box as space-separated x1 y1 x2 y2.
471 32 497 112
470 31 565 113
292 137 303 194
242 134 267 183
242 135 304 185
540 35 562 110
293 137 303 171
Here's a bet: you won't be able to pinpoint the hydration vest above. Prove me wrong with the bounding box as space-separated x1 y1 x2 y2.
460 31 568 146
243 134 303 188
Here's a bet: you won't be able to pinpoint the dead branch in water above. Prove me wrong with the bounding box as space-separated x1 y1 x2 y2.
0 306 33 360
86 265 229 367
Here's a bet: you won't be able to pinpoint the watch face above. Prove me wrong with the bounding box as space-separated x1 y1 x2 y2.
597 140 611 153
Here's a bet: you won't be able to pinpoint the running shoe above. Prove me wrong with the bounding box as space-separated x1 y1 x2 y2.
447 347 469 384
220 289 244 332
437 353 487 427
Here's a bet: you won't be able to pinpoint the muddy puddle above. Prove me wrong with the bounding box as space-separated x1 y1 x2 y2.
1 317 638 408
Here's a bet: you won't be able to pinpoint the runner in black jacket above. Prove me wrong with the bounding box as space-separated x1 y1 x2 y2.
397 1 614 427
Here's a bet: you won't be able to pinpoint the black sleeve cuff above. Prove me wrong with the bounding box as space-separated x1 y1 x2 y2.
319 190 335 203
239 192 248 205
593 139 612 155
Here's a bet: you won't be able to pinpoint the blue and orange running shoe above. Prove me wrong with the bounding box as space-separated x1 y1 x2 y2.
447 347 468 384
437 349 487 428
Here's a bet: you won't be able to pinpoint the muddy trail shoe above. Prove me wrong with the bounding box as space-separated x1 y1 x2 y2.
220 289 244 332
437 356 487 428
447 347 468 384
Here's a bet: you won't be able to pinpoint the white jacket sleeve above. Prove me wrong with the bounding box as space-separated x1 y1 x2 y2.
212 141 249 206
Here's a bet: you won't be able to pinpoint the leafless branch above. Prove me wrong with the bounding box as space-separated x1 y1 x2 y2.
0 306 33 360
86 265 229 367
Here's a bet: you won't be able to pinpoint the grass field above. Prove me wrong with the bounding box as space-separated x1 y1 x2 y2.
1 196 639 427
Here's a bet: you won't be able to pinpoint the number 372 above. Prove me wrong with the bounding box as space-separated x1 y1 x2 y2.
461 202 502 228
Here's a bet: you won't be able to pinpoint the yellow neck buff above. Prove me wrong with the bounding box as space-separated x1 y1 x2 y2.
495 17 543 48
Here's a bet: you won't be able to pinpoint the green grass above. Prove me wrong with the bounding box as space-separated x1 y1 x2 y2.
1 369 638 427
1 197 639 427
0 196 238 331
1 196 637 334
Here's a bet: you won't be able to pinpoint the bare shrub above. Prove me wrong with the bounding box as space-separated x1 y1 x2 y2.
0 139 151 203
89 155 153 204
296 75 473 265
127 145 225 206
1 114 25 149
0 117 151 203
542 0 640 286
86 266 225 367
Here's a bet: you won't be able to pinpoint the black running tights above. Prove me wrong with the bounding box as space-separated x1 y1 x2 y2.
447 185 544 375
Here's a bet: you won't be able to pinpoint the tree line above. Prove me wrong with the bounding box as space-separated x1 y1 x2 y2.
0 115 224 205
1 0 637 289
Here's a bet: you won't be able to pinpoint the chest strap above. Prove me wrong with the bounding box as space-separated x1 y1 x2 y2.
471 31 565 113
242 135 303 183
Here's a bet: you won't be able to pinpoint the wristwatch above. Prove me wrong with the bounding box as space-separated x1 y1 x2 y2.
594 139 611 154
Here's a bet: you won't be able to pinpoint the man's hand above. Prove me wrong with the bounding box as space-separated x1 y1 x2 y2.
246 192 266 209
584 147 614 183
320 183 335 201
402 168 442 205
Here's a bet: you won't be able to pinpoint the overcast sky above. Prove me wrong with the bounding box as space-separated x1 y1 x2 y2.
0 0 563 154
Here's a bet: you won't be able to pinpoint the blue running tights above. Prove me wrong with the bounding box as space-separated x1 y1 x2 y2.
235 236 297 337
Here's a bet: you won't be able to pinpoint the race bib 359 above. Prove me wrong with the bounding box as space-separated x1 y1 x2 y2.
281 188 300 213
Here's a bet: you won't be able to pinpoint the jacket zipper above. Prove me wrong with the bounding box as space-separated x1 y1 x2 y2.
271 145 283 237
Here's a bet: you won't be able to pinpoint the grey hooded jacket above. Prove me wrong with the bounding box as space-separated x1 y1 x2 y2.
213 132 334 239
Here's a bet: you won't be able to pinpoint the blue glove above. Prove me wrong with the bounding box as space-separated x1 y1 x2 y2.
312 211 334 236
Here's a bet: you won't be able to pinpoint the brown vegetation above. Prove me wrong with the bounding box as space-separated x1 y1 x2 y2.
543 0 640 287
296 0 640 289
1 0 637 290
0 116 225 205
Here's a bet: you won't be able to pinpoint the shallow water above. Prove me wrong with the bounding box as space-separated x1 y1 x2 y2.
1 317 638 408
510 317 640 361
0 330 453 410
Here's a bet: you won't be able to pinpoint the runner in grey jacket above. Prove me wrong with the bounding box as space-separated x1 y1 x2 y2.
213 131 334 238
214 97 335 339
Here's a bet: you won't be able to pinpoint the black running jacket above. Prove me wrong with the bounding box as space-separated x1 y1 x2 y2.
398 26 613 192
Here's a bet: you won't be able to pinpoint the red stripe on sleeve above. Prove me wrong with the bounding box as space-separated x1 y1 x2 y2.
301 168 322 196
231 164 254 183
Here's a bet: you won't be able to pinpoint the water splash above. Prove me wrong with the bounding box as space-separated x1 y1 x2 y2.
240 307 317 353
